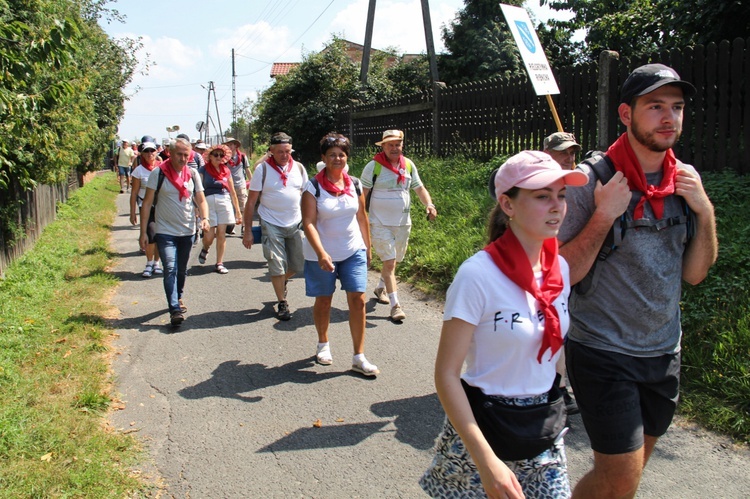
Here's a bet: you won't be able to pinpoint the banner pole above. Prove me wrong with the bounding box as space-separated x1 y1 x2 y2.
546 94 564 132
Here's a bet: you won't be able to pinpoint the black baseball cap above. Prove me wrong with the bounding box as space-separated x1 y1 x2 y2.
270 132 292 145
620 64 696 104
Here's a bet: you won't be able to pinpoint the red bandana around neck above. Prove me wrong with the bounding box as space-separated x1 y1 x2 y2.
483 228 564 363
228 151 245 168
373 152 407 185
159 160 192 201
606 133 676 220
207 162 230 191
141 159 156 172
315 168 354 197
267 156 290 186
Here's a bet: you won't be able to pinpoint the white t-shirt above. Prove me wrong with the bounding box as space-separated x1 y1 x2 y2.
131 164 155 203
360 157 423 226
249 160 308 228
146 167 204 237
301 182 365 262
445 250 571 398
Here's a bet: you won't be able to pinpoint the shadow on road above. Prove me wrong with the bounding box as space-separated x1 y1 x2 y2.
177 358 347 403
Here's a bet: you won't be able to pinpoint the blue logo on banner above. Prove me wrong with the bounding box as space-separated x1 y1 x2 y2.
515 20 536 53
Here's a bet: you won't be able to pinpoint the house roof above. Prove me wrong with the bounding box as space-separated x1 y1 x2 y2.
270 62 299 78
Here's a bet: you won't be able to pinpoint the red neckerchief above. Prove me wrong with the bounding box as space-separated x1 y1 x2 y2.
228 151 245 168
206 162 230 191
483 228 564 363
606 132 676 220
267 156 290 186
373 152 406 185
315 168 354 197
159 160 192 201
140 159 156 172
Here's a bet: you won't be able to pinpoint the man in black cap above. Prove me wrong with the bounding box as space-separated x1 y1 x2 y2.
558 63 718 497
242 132 308 321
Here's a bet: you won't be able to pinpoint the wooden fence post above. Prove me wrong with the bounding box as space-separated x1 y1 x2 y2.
597 50 620 150
432 82 446 156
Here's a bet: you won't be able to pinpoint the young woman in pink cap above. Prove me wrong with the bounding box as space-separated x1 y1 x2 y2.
420 151 588 498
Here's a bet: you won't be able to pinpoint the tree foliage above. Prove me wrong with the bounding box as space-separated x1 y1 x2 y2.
0 0 137 239
252 37 434 163
542 0 750 62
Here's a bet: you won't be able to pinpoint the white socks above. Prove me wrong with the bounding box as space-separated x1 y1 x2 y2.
388 291 399 308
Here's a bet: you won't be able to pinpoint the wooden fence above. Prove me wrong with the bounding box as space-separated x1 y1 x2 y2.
0 169 80 277
337 38 749 174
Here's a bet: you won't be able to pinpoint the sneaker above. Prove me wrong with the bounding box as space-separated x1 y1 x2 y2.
198 248 208 264
226 224 235 235
390 304 406 321
215 263 229 274
316 344 333 365
373 287 388 304
563 387 580 415
120 189 124 194
351 356 380 376
170 310 184 326
142 263 153 278
178 299 188 314
276 300 291 321
152 262 163 275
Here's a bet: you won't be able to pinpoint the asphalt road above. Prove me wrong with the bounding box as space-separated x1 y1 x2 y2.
109 193 750 498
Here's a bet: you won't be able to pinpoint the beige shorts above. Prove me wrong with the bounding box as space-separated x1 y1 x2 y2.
370 223 411 262
206 193 236 227
235 185 248 213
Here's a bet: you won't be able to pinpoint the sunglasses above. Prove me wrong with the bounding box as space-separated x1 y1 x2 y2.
210 152 224 158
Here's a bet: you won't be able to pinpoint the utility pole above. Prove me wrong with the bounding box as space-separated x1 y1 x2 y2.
360 0 376 85
205 81 212 143
232 49 237 132
420 0 440 84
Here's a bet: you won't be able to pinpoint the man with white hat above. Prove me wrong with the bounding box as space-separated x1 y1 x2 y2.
360 129 437 322
543 131 581 170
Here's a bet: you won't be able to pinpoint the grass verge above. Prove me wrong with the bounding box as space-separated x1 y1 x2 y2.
0 174 146 496
352 154 750 443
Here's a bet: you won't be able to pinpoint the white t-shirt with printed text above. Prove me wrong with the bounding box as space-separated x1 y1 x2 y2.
360 157 423 226
445 250 571 398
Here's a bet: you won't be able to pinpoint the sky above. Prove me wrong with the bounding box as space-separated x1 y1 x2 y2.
100 0 563 145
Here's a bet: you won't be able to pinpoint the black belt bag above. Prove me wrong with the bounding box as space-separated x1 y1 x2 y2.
461 374 566 461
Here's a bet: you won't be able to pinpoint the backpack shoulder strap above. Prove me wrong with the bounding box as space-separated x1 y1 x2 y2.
310 177 320 197
352 177 362 197
373 162 381 177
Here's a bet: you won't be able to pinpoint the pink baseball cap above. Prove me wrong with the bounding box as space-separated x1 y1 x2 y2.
492 150 588 200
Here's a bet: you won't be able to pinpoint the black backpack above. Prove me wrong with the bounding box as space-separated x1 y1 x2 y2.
575 153 696 295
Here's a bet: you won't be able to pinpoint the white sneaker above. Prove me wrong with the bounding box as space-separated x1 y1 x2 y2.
351 356 380 376
316 344 332 365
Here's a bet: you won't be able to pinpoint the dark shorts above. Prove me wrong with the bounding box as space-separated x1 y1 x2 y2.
565 340 680 455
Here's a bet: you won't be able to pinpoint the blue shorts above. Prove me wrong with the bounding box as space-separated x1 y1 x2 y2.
118 166 131 176
304 249 367 296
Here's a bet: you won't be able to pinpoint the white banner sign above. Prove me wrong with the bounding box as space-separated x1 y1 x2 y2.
500 3 559 95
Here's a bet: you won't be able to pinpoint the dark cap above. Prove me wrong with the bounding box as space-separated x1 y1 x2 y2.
543 132 581 151
270 132 292 145
176 133 190 141
620 63 696 104
141 135 156 144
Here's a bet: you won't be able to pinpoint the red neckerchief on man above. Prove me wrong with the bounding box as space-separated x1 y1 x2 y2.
373 152 407 185
206 162 230 191
483 227 564 363
159 159 192 201
315 168 354 197
606 132 677 220
267 156 290 187
228 152 245 168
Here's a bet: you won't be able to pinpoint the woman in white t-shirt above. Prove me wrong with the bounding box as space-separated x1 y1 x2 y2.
129 140 162 277
420 151 588 498
301 133 378 377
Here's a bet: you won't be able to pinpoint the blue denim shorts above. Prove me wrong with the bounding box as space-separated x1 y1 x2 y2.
304 249 367 296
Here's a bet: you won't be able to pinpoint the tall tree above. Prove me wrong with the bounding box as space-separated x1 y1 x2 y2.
439 0 526 85
542 0 750 62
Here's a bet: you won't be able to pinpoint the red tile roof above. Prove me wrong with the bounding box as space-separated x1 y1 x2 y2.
270 63 299 77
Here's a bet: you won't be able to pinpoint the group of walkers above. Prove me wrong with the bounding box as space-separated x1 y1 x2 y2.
123 63 718 498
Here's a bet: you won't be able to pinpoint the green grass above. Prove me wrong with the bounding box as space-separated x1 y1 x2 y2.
352 154 750 443
0 174 148 496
